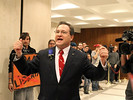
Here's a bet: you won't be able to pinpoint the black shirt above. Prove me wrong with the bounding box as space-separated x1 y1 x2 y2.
8 45 36 73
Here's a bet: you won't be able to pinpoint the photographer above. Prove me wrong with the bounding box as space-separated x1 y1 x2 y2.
117 30 133 100
121 51 133 100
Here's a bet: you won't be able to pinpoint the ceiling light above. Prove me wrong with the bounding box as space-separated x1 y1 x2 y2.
123 20 133 22
52 4 79 10
51 14 64 18
109 10 128 13
74 16 84 20
98 24 102 26
86 17 104 20
75 22 89 25
114 19 119 22
107 24 117 26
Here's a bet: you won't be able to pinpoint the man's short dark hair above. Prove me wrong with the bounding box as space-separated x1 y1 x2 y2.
57 21 75 35
19 32 31 41
85 45 89 48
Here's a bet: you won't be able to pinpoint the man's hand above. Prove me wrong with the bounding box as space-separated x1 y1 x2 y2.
13 39 23 58
114 64 117 68
8 83 14 92
99 46 108 66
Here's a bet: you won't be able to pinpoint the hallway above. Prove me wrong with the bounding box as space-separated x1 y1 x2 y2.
80 80 128 100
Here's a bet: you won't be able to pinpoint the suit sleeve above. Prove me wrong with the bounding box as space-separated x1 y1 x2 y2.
82 54 106 81
8 50 16 73
13 52 40 76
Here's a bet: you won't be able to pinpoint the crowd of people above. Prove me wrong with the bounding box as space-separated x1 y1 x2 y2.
70 42 121 94
8 21 132 100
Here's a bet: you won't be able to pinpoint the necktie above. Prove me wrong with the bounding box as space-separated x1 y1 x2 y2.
59 50 64 77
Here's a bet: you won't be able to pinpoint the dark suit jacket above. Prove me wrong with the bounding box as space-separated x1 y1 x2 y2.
14 47 106 100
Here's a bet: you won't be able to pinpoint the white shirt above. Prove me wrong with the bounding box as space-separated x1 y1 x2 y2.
55 45 70 82
91 50 107 70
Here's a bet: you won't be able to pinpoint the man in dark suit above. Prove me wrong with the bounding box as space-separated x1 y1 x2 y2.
13 21 108 100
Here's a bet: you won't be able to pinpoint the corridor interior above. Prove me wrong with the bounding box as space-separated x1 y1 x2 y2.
80 80 128 100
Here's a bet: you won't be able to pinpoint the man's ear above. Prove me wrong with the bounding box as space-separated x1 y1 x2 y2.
71 35 74 41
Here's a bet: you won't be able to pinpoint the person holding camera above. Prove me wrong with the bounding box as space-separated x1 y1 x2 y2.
121 52 133 100
116 29 133 100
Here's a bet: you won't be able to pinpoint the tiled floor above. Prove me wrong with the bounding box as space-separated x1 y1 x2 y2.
80 79 128 100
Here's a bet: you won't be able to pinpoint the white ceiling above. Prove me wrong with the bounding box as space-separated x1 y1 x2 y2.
51 0 133 29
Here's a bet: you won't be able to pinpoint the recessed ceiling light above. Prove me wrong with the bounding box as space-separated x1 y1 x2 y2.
52 4 79 10
75 22 89 25
98 24 102 26
109 10 128 13
123 20 133 22
107 24 118 26
74 16 83 20
86 17 104 20
51 14 64 18
114 19 119 22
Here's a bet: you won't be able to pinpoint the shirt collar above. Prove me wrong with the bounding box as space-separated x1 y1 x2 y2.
56 45 70 55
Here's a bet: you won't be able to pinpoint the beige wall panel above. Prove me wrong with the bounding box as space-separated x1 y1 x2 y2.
51 22 58 40
0 0 20 100
22 0 51 100
0 0 51 100
23 0 51 52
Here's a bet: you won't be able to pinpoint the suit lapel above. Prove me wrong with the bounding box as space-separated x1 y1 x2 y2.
48 47 58 83
60 47 75 82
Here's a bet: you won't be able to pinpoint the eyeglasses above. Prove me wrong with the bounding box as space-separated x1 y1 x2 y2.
49 43 55 45
54 30 68 34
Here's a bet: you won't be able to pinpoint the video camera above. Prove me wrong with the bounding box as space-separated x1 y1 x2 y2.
115 29 133 54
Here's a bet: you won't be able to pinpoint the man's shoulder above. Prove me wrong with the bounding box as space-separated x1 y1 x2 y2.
39 48 49 53
10 49 16 54
28 46 36 53
38 47 86 55
38 47 55 54
70 48 87 57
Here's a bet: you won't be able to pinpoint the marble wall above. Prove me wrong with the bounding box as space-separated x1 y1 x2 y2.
0 0 51 100
51 22 58 39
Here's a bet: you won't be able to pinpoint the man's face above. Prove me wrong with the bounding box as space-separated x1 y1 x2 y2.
83 43 87 48
114 46 118 52
55 24 74 49
22 36 30 47
78 43 83 50
84 47 89 52
48 41 56 48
